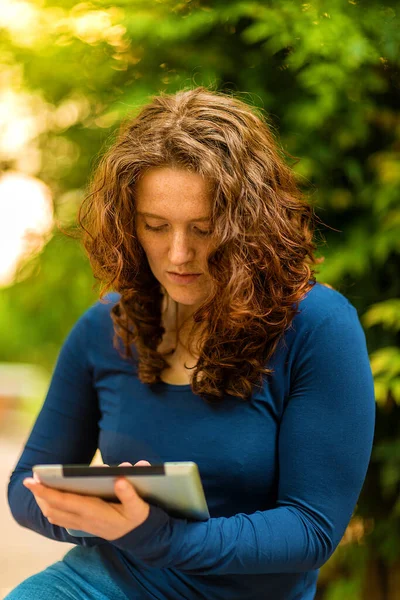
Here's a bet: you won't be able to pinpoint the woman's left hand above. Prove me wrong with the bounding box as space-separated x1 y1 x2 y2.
22 461 151 541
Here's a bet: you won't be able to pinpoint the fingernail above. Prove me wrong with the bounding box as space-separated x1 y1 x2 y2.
23 478 35 486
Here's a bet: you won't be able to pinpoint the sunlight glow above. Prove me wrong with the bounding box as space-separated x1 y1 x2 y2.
0 90 41 156
0 0 40 46
0 172 53 287
0 0 127 48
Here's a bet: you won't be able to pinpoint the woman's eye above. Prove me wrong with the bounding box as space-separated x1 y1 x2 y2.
143 223 211 236
144 224 167 232
194 227 212 237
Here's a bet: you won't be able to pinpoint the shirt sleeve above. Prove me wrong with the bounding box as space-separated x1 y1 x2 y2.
7 308 106 547
111 305 376 574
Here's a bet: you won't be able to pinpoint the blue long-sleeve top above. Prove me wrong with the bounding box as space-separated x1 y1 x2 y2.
8 282 375 600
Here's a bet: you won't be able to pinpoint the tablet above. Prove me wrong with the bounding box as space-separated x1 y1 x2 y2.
33 461 209 537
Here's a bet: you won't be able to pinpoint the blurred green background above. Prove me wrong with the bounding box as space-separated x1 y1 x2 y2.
0 0 399 598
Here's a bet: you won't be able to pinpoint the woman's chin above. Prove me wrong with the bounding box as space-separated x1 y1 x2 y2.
164 286 206 309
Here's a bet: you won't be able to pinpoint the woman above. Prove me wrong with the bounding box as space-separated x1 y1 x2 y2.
7 86 375 600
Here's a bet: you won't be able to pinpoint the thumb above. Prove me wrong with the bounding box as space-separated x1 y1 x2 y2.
113 477 149 517
114 477 138 499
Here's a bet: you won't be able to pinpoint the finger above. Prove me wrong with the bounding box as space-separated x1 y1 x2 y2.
118 462 133 466
23 479 63 502
24 477 37 486
134 460 151 467
23 479 48 497
23 480 97 516
42 507 82 529
23 481 77 513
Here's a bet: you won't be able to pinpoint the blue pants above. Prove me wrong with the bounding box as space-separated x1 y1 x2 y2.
4 546 129 600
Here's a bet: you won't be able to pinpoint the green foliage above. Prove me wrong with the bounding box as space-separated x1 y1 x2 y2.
363 300 400 405
369 347 400 404
363 299 400 332
324 578 362 600
318 540 368 600
374 440 400 499
1 0 400 596
0 232 97 370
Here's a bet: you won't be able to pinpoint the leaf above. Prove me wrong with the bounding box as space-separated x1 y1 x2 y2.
370 347 400 379
362 300 400 332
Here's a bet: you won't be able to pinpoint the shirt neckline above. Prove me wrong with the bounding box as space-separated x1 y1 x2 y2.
155 381 193 392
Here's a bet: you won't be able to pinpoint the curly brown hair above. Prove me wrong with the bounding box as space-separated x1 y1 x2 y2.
77 85 325 402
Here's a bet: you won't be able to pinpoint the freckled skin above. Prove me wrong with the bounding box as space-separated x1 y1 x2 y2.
135 167 214 322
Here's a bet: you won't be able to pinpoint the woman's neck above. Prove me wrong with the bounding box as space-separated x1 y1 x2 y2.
160 295 202 355
161 295 198 329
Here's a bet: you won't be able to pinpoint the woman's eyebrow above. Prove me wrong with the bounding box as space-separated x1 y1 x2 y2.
137 212 210 222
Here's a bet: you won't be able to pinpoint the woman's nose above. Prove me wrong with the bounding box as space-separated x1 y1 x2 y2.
168 232 195 265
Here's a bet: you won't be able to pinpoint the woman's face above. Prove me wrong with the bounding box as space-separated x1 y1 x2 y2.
135 166 214 310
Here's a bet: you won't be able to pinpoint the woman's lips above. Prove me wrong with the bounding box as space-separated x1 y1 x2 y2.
166 272 202 285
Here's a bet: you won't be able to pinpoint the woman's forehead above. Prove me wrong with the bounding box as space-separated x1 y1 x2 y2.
135 167 211 219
